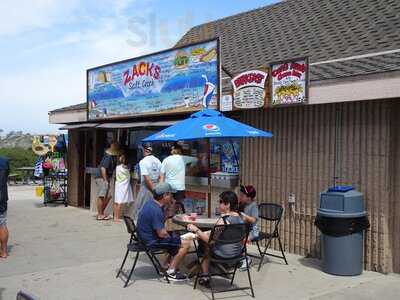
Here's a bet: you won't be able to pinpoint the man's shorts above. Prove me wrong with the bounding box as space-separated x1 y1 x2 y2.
95 178 110 198
149 234 181 256
0 211 6 226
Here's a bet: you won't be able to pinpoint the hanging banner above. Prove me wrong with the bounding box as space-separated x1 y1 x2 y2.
271 58 308 106
87 39 220 120
231 69 269 110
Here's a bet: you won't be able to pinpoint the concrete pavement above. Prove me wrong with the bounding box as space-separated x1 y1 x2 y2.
1 186 399 300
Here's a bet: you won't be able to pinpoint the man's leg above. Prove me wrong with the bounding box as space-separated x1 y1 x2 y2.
0 225 9 258
97 197 105 219
102 194 111 212
169 239 190 270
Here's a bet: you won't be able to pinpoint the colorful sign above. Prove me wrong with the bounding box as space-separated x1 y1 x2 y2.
271 58 308 106
184 191 207 215
87 39 220 120
231 70 268 109
220 141 240 173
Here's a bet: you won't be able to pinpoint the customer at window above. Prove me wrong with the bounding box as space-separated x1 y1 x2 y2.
160 143 198 216
132 145 161 219
113 154 134 222
95 142 121 221
137 182 191 281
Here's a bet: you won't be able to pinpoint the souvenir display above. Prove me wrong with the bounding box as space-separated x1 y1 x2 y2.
31 134 68 206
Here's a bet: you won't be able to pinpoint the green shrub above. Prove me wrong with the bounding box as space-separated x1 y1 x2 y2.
0 147 37 174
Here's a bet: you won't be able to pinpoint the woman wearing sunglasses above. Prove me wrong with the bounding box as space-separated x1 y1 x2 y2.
186 191 244 287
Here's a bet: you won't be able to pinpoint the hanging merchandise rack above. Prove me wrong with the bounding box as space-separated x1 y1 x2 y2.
42 149 68 207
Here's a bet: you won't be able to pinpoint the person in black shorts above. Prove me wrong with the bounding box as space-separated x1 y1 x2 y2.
0 156 10 258
137 182 191 281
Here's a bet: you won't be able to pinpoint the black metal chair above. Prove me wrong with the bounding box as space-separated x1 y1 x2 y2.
16 291 39 300
252 203 288 271
116 216 170 287
194 223 255 300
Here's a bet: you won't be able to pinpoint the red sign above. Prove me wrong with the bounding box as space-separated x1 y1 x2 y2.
231 70 268 109
271 58 308 106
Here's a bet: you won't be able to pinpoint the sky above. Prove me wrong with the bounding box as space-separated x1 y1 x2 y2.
0 0 279 135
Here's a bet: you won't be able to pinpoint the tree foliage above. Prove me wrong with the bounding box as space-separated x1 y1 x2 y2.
0 147 37 174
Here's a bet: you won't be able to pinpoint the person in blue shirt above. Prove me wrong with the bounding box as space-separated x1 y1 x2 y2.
137 182 191 281
0 156 10 258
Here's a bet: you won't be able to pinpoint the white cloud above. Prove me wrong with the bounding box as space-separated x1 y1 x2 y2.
0 0 80 36
0 0 181 133
0 27 156 133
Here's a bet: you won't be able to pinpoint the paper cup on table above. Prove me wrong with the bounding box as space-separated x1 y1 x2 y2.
190 212 197 221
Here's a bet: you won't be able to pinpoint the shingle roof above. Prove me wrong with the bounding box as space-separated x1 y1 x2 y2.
49 103 86 113
175 0 400 81
51 0 400 114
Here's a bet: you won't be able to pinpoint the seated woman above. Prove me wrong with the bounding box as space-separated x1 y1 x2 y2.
239 185 259 241
187 191 244 286
238 185 259 270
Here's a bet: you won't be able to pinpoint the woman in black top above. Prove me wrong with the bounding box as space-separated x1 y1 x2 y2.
187 191 244 286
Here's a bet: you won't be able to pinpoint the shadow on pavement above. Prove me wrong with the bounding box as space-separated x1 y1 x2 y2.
298 257 323 271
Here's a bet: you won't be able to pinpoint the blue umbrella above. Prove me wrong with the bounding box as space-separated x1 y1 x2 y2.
142 109 273 142
143 109 272 217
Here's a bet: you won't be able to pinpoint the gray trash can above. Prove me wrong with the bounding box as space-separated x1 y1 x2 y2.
315 186 369 276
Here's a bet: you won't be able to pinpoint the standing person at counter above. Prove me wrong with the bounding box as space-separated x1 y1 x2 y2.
132 145 161 219
160 144 198 215
95 142 121 221
113 154 134 222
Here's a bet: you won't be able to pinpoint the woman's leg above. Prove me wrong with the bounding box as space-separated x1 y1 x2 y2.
114 203 121 221
201 243 210 274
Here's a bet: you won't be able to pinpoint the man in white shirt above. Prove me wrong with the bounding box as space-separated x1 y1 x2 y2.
132 145 162 219
160 144 198 215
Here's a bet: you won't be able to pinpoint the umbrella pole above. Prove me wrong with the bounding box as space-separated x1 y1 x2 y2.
230 139 241 188
207 139 211 217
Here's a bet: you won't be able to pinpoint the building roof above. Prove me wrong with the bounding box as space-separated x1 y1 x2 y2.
175 0 400 81
49 103 86 113
51 0 400 114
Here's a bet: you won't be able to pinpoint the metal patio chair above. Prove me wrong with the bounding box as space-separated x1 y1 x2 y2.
193 223 255 300
116 216 170 287
251 203 288 271
16 290 39 300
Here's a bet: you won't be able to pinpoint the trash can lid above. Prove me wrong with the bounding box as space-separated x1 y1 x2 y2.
327 185 354 193
317 209 367 218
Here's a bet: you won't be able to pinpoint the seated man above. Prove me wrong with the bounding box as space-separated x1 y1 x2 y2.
137 182 191 281
238 185 259 269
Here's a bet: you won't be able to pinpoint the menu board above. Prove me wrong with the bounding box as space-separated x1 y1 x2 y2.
271 58 308 106
231 69 269 110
